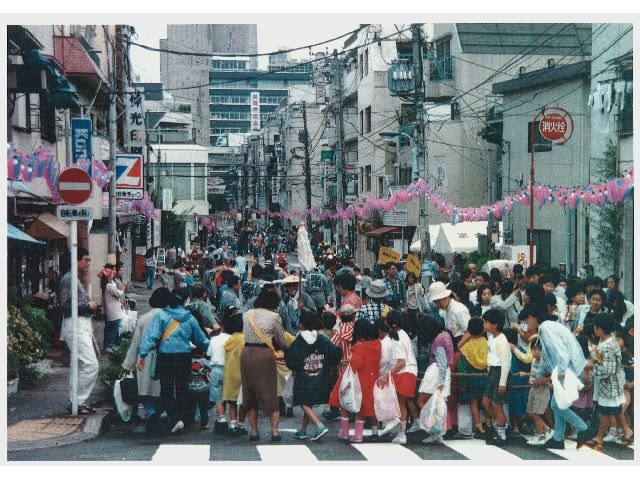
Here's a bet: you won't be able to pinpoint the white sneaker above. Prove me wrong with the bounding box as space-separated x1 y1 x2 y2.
391 433 407 445
422 434 443 444
603 431 621 443
527 435 547 446
170 420 185 433
545 428 554 441
379 418 401 436
406 422 422 434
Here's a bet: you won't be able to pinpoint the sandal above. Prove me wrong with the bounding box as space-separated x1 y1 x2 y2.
66 404 93 415
271 433 282 442
249 434 260 442
584 438 604 452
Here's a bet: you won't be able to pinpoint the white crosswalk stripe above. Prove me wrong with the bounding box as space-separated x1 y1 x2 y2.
151 444 210 464
147 438 633 463
441 439 523 463
351 444 424 465
257 445 321 464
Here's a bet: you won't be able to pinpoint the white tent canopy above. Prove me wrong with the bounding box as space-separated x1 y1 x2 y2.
409 225 442 253
433 221 503 254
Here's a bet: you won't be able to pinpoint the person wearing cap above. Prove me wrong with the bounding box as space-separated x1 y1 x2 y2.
281 275 316 334
356 279 392 325
428 281 470 345
138 288 211 434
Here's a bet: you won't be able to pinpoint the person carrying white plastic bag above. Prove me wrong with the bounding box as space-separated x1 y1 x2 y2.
420 388 447 436
374 373 401 422
535 316 589 449
339 365 362 414
551 367 583 410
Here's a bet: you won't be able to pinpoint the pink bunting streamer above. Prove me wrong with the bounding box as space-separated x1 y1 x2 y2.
227 169 636 226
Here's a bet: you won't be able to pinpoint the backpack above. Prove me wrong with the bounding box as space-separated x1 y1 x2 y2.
186 303 207 331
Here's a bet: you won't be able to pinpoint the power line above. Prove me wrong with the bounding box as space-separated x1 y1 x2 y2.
118 27 412 96
127 25 369 59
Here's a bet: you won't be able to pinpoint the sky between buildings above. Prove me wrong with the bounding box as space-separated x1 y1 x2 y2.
129 18 362 82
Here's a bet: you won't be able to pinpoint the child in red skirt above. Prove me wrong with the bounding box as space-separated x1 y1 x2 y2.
336 319 381 443
381 311 419 444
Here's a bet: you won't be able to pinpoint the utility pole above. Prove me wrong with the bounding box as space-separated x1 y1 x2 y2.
412 24 430 273
334 50 345 246
108 28 118 262
302 101 312 230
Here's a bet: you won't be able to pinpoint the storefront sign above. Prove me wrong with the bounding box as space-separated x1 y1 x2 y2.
250 92 260 132
115 154 144 199
71 118 92 173
125 87 146 151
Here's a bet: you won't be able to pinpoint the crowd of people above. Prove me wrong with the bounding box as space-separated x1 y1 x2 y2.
66 230 633 452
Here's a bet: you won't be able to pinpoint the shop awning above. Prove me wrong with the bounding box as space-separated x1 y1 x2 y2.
27 212 69 240
366 226 400 237
8 224 46 245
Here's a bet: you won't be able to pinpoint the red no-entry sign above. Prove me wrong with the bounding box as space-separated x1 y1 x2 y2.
57 167 93 205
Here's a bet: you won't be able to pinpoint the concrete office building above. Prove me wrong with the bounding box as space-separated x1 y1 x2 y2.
159 24 258 148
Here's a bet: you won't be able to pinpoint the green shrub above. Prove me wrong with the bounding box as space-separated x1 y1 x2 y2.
8 305 48 386
99 337 132 387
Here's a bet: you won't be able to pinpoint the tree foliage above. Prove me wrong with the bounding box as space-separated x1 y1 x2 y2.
593 140 624 276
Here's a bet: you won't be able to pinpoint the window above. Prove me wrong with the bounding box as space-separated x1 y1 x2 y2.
212 59 248 70
210 111 251 121
173 164 192 201
365 165 372 192
364 49 369 76
209 95 250 105
527 121 552 153
359 53 363 79
378 176 384 197
194 165 205 200
40 94 57 143
365 106 372 133
359 110 364 133
430 37 453 81
360 167 364 193
527 229 552 267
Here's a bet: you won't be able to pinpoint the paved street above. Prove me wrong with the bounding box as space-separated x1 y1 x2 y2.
8 411 634 463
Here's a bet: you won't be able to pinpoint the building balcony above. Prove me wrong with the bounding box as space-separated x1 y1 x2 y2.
52 36 109 91
147 128 195 144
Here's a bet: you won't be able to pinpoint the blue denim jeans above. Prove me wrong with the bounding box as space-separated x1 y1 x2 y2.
145 267 155 289
104 319 122 351
550 394 588 441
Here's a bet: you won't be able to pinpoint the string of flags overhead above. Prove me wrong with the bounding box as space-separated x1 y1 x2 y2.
7 146 114 201
246 169 634 225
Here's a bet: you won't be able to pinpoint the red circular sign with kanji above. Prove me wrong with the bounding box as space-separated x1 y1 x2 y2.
57 167 93 205
538 108 574 144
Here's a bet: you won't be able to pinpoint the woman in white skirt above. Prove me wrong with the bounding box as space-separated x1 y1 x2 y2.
416 316 455 444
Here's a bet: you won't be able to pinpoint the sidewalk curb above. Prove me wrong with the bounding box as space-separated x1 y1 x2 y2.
7 409 110 452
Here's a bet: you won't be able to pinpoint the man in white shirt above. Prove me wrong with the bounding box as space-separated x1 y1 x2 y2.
428 282 470 342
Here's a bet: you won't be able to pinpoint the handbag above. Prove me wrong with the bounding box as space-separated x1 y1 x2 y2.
150 318 181 380
247 310 285 360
